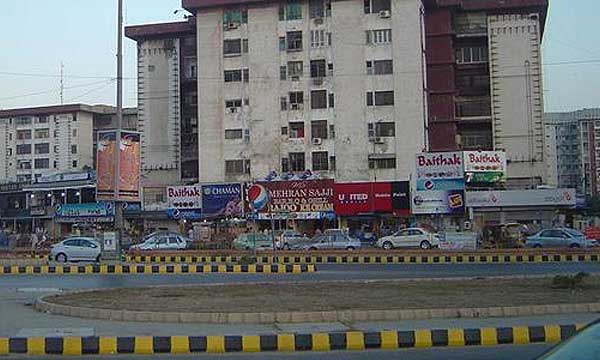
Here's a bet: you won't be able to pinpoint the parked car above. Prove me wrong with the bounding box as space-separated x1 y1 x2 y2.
526 228 597 248
50 237 101 262
130 232 190 251
376 227 440 250
536 320 600 359
232 233 273 250
276 230 310 250
291 230 361 250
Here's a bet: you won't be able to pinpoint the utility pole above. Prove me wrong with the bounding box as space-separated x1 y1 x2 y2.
113 0 124 253
60 62 64 105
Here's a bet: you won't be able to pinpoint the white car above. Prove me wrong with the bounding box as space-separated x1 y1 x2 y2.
376 228 440 250
50 237 102 262
130 232 189 251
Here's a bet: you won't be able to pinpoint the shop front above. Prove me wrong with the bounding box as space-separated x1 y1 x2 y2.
54 202 115 237
334 181 411 238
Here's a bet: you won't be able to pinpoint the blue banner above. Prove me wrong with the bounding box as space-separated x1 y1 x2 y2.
416 178 465 191
55 202 115 218
201 183 243 218
166 208 202 220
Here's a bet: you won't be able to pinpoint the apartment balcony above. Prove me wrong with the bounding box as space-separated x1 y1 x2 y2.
454 13 488 38
455 97 491 122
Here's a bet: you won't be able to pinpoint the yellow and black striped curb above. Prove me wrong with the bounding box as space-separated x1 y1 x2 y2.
0 324 585 355
127 253 600 265
0 264 315 275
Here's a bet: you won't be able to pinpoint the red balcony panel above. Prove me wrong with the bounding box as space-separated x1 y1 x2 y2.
427 65 455 91
425 8 453 35
429 123 458 151
428 94 455 120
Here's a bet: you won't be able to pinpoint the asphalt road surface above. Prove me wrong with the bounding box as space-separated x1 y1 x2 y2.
0 263 598 290
13 344 553 360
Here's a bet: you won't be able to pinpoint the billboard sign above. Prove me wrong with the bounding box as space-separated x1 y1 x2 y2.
391 181 410 216
166 208 202 220
55 202 115 223
466 189 576 208
167 185 202 209
415 152 464 191
411 190 465 215
334 182 392 216
96 131 141 201
255 179 334 216
202 183 243 218
463 151 507 183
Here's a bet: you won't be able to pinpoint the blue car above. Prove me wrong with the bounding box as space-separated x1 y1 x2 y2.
526 228 596 249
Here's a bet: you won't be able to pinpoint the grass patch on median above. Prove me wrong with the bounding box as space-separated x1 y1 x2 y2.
44 276 600 313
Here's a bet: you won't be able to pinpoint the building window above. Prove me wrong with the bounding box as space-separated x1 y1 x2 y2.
72 129 77 137
369 156 396 169
366 29 392 44
17 175 32 182
279 36 287 51
280 0 302 21
34 158 50 169
312 151 329 171
280 96 288 111
224 69 243 82
53 160 58 168
36 116 48 124
366 59 393 75
311 120 328 139
243 68 249 83
287 61 303 78
329 155 336 170
17 160 31 170
72 160 78 168
34 129 50 139
309 0 324 18
54 145 59 153
311 90 327 109
53 130 59 138
7 148 12 156
310 60 327 78
148 65 155 72
16 130 32 140
286 31 303 51
280 66 287 80
225 129 243 139
369 122 395 137
289 91 304 110
223 39 242 56
71 145 78 154
225 99 243 112
34 143 50 154
455 47 488 64
289 122 305 138
289 152 305 171
366 91 394 106
225 159 250 175
242 39 249 53
15 117 31 126
328 93 335 108
310 30 327 48
364 0 391 14
223 8 248 25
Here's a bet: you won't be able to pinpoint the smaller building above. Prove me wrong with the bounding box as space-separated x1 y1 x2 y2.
545 108 600 197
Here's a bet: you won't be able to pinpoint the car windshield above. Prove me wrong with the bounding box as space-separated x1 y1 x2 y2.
539 322 600 359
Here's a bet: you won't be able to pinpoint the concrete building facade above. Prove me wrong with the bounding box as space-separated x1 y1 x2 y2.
183 0 427 184
125 18 198 209
424 0 548 188
0 104 136 184
545 108 600 197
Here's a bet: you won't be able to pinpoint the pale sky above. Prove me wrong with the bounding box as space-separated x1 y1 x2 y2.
0 0 598 112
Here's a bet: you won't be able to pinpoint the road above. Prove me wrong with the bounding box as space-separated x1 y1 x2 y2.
11 344 554 360
1 262 598 289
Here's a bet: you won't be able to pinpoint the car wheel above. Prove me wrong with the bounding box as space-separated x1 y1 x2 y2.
284 243 290 250
56 253 67 263
420 241 431 250
382 241 393 250
533 244 542 249
570 243 581 248
346 246 355 251
95 254 101 263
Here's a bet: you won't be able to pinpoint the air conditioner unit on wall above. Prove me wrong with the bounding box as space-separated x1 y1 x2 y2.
312 138 322 145
312 77 324 86
379 10 391 18
225 22 239 30
290 103 303 111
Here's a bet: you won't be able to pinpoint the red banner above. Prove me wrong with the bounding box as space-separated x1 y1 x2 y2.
96 130 140 202
334 182 392 216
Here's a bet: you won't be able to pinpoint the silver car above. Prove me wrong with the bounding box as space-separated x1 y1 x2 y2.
293 230 361 250
50 237 102 262
130 232 190 251
526 228 595 248
377 227 441 250
276 230 310 250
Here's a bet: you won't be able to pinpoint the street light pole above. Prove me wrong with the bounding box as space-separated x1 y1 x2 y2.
113 0 124 252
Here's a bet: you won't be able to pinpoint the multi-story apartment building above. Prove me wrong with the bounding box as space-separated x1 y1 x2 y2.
545 108 600 197
183 0 428 183
0 104 136 183
424 0 548 188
